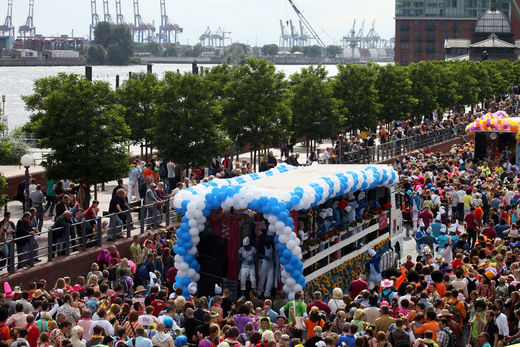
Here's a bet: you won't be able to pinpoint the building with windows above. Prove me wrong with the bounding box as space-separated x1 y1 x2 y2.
395 0 517 65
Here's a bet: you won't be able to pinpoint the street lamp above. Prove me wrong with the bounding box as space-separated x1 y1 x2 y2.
20 154 33 212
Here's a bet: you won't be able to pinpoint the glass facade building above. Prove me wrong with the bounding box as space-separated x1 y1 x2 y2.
396 0 510 18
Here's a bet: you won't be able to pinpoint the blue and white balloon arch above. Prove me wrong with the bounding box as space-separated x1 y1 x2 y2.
172 164 397 298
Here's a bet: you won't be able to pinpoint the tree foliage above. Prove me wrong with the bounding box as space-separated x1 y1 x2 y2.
290 65 340 142
22 73 130 183
116 72 159 146
89 22 133 65
262 44 279 57
326 45 343 58
150 72 231 166
222 58 291 151
334 63 380 131
376 64 417 123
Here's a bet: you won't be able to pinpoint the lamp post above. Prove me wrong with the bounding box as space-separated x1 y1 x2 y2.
20 154 33 212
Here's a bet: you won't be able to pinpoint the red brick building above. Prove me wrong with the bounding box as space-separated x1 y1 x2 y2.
394 0 519 65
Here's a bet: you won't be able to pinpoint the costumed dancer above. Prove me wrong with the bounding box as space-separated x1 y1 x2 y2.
237 236 257 294
366 248 382 287
258 234 275 298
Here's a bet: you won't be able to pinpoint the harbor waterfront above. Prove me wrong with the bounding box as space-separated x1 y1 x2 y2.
0 63 342 130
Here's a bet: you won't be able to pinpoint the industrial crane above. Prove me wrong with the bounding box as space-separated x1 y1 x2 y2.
199 27 212 46
0 0 14 38
286 0 335 60
279 20 290 48
133 0 155 43
103 0 113 23
90 0 100 41
211 27 231 47
18 0 36 41
115 0 135 33
159 0 183 45
298 20 311 46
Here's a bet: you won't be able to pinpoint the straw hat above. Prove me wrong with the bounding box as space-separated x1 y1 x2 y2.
134 285 146 294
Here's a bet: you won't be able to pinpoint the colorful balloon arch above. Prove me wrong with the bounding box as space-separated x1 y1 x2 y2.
171 163 398 299
466 111 520 139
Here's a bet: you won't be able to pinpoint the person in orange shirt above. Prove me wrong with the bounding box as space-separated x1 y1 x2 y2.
412 311 439 342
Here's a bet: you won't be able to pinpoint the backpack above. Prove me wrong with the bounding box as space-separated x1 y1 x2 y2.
466 276 477 294
381 288 396 302
444 328 456 347
108 265 119 282
446 301 469 324
137 261 150 281
118 276 129 293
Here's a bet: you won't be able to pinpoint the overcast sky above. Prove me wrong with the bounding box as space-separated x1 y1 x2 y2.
6 0 395 46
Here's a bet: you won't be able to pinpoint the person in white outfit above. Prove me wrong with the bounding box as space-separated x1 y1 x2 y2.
238 237 257 293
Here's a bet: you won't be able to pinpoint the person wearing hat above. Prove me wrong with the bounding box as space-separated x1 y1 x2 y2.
438 309 462 345
237 236 257 294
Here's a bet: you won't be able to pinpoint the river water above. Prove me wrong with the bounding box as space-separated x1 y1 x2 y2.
0 63 340 130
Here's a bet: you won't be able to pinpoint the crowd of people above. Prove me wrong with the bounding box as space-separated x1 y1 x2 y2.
5 100 520 347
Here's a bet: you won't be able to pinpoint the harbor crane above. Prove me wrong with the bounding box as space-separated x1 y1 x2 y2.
18 0 36 41
298 20 311 46
133 0 155 43
199 27 212 46
286 0 333 59
0 0 14 38
159 0 183 45
115 0 136 32
211 27 231 47
90 0 100 41
103 0 113 23
279 20 290 48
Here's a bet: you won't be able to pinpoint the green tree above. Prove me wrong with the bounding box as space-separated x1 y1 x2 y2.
453 60 480 108
94 21 112 47
291 46 302 53
150 72 231 167
407 61 439 118
376 64 417 123
261 44 279 57
164 44 178 57
92 22 133 65
290 65 340 151
0 122 13 163
222 58 291 168
182 43 203 57
107 24 134 65
434 62 460 109
86 45 107 65
22 73 130 184
326 45 343 58
333 63 380 131
116 72 159 152
303 45 322 57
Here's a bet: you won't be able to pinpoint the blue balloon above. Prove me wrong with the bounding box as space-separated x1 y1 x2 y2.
283 249 292 259
184 241 193 250
285 264 294 273
181 200 188 209
278 211 288 221
259 196 268 206
291 270 300 278
194 263 201 272
173 282 181 289
271 206 280 216
182 233 191 242
218 193 226 201
182 277 190 286
176 247 186 256
290 196 299 205
184 254 194 263
280 256 290 265
290 255 299 264
269 197 278 206
182 216 189 223
249 200 259 210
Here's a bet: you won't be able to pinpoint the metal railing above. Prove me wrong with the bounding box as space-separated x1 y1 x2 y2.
337 124 466 164
0 198 178 274
0 123 467 274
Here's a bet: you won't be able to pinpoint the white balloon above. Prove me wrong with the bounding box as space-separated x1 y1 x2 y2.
193 273 200 281
185 210 194 218
194 209 203 219
177 270 186 277
268 215 277 224
286 240 296 250
238 200 248 209
279 234 288 243
287 292 295 300
192 236 200 245
174 255 183 262
188 219 198 227
285 277 296 287
275 221 285 231
188 247 197 255
283 227 292 235
174 199 182 209
179 262 189 271
189 228 199 236
294 284 303 292
187 269 196 278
